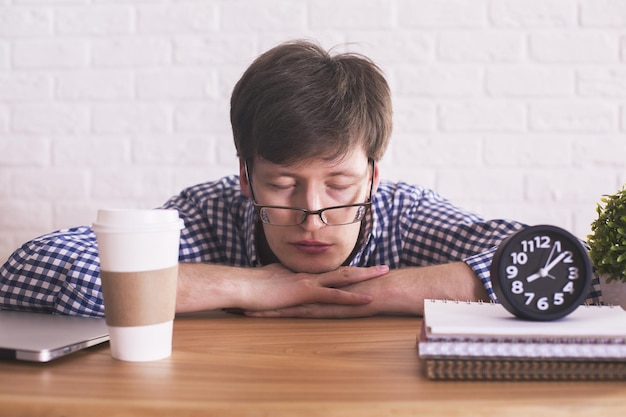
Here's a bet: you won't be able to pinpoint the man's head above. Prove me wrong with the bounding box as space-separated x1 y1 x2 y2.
231 40 392 273
230 39 392 166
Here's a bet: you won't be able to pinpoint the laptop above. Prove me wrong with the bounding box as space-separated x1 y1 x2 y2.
0 310 109 362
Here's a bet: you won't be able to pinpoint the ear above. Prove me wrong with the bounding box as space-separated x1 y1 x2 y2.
239 159 253 199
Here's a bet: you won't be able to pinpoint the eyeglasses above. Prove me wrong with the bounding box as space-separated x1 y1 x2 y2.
257 203 371 226
245 159 375 227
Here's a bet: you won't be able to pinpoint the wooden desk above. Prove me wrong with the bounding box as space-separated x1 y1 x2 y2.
0 312 624 417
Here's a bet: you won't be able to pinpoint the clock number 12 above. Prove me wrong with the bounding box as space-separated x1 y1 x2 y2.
519 236 551 253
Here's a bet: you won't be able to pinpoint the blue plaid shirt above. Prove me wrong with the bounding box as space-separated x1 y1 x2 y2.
0 176 603 317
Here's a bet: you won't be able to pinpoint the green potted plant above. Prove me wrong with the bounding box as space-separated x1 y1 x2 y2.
587 185 626 309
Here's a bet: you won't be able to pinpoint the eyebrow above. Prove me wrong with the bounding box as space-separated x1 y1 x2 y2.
268 168 364 180
268 159 370 178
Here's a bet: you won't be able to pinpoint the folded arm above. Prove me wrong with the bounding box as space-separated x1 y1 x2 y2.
176 262 387 313
245 262 487 318
0 226 385 316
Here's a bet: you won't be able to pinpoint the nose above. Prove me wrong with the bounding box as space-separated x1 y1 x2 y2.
299 210 326 231
301 183 322 210
298 187 326 230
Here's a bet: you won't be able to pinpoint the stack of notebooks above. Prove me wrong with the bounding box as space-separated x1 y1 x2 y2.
418 299 626 381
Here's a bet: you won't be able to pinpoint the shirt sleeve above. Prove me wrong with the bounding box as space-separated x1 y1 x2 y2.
159 179 247 265
0 178 245 317
396 187 523 299
0 227 104 317
0 184 225 317
397 187 603 305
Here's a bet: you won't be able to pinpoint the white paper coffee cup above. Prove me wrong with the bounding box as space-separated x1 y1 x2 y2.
93 209 184 362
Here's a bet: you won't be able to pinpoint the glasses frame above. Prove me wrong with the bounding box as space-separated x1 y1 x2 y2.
245 158 375 227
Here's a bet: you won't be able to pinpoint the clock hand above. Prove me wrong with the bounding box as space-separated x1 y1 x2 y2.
544 243 557 269
543 251 568 273
527 251 568 282
526 242 559 282
526 272 541 282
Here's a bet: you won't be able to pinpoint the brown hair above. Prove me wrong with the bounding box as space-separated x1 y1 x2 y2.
230 39 392 166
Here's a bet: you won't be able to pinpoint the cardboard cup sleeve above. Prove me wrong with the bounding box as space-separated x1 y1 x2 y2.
100 265 178 327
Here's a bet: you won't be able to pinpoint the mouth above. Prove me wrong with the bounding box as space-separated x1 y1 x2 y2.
291 240 332 255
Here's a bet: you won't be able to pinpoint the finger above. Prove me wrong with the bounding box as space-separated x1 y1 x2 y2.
313 287 372 305
245 304 371 319
244 308 295 318
318 265 389 287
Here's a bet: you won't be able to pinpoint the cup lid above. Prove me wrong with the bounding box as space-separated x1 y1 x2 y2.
92 209 184 233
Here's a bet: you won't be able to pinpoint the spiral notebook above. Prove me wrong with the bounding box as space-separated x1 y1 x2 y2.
418 300 626 380
423 358 626 381
422 299 626 340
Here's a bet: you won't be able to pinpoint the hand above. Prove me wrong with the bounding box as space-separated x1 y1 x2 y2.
244 273 392 318
232 263 389 311
527 251 567 282
176 262 389 314
244 262 485 318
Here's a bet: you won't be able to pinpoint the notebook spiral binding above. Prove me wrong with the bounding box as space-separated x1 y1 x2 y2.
425 359 626 381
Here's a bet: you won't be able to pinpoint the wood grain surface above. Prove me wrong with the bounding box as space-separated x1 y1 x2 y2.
1 311 624 417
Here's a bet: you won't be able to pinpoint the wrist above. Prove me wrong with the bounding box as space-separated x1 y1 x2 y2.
177 263 245 313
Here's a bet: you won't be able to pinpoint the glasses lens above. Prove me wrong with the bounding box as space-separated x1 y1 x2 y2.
323 205 367 225
259 207 305 226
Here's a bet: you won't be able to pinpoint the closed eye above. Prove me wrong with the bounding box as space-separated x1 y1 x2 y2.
327 184 353 191
267 183 295 191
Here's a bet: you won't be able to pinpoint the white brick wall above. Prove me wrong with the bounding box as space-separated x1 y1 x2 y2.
1 0 625 264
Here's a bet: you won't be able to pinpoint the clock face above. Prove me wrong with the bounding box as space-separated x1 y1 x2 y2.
490 225 592 321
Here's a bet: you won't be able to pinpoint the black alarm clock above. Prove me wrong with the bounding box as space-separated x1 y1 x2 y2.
490 225 592 321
